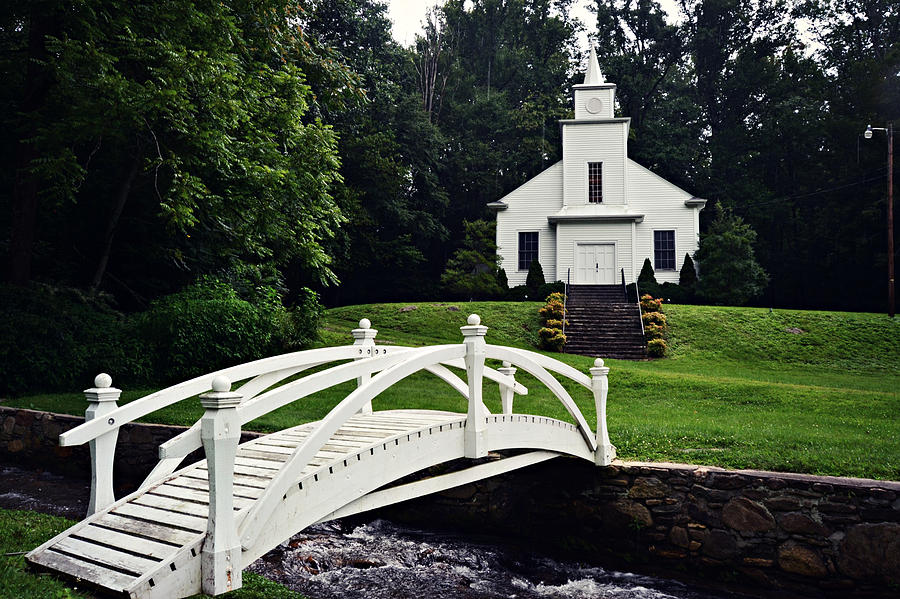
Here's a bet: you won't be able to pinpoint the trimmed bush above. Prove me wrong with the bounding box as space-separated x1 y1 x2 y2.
647 338 667 358
0 284 149 396
538 291 567 352
642 311 667 327
640 294 662 312
679 253 698 289
496 268 509 292
644 322 665 341
538 327 566 352
536 280 564 299
525 260 545 292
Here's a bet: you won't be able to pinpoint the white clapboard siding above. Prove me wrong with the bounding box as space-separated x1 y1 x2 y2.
495 161 562 286
563 122 628 206
628 159 698 283
556 221 635 284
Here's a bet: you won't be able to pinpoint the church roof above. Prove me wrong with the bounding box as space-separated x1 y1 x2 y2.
583 47 605 85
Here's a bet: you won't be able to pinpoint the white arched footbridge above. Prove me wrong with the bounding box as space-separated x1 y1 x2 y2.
27 315 616 598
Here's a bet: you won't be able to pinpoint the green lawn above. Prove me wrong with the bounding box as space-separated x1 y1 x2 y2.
0 508 306 598
3 301 898 480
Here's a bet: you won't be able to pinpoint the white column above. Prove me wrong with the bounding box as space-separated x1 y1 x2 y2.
461 314 488 458
590 358 616 466
497 361 517 415
200 375 243 595
84 373 121 517
352 318 378 414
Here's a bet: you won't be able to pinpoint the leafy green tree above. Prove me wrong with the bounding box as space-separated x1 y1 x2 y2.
695 206 768 305
440 219 502 298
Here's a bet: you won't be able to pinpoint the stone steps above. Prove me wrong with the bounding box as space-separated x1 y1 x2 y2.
563 285 646 360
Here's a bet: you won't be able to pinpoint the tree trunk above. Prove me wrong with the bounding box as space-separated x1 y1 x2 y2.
90 154 141 293
7 11 58 285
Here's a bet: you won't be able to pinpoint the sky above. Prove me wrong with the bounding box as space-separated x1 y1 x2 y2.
383 0 682 50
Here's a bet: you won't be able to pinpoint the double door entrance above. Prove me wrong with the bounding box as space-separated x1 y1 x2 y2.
575 243 616 284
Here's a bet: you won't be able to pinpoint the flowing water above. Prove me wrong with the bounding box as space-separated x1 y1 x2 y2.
250 519 748 599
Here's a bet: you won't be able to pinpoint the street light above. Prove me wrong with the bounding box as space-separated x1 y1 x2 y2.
863 122 894 317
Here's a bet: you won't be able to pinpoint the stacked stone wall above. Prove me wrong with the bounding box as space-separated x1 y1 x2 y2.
382 459 900 597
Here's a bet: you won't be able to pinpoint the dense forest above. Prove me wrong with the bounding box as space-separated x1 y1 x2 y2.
2 0 898 312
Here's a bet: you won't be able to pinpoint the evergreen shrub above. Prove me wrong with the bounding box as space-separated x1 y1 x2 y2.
647 338 667 358
538 327 566 352
525 260 545 292
538 291 567 352
642 311 667 327
640 294 662 312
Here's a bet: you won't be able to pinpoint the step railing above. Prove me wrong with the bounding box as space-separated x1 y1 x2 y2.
634 277 645 337
562 267 570 342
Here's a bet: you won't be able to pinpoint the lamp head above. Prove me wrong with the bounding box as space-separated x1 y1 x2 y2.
864 125 873 139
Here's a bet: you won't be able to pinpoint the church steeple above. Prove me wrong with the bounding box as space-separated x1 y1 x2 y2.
583 47 605 85
573 46 616 120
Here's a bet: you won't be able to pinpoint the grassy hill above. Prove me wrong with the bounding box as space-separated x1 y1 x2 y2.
5 301 899 480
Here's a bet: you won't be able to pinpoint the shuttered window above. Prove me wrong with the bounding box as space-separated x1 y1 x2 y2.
654 230 676 270
588 162 602 203
518 232 538 270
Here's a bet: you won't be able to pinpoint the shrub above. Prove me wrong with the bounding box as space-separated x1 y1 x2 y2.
496 268 509 292
138 277 311 383
642 311 667 327
440 220 502 299
538 327 566 352
647 338 667 358
695 205 768 305
640 294 662 313
505 284 529 301
539 298 566 321
644 322 665 341
0 284 149 396
525 259 545 292
638 258 657 286
536 280 564 299
544 318 568 329
679 253 698 289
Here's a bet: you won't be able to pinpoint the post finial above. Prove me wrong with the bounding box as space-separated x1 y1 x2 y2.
211 375 232 393
94 373 112 389
594 358 604 368
467 313 481 326
359 318 371 329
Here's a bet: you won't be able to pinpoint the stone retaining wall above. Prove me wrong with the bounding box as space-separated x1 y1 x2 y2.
0 407 262 490
381 458 900 598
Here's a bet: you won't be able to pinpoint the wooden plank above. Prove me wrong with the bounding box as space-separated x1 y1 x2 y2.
235 448 290 462
31 549 136 592
180 471 270 490
241 442 297 454
166 476 265 500
112 503 207 533
54 537 159 575
199 463 276 479
94 513 200 546
235 456 284 471
74 524 179 560
135 494 210 519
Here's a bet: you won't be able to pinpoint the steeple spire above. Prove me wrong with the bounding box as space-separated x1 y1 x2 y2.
583 47 605 85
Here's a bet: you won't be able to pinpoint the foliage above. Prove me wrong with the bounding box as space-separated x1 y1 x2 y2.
642 311 667 327
695 206 769 305
496 267 509 292
639 294 662 313
525 259 546 292
679 253 698 289
440 219 502 299
647 338 668 358
535 281 565 299
138 277 318 383
638 259 658 287
644 322 665 341
0 284 149 396
538 291 567 351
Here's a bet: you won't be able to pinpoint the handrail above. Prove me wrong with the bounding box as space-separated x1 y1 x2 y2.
620 268 627 301
563 267 570 341
634 276 645 337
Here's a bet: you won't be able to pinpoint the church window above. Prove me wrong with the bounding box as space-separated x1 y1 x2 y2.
588 162 603 203
518 232 538 270
654 230 676 270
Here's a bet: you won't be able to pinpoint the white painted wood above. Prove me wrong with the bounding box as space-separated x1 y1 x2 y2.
575 243 615 284
317 451 559 522
95 512 200 546
590 358 617 465
198 376 243 595
55 536 160 574
75 524 178 560
238 344 467 549
84 373 121 517
485 344 592 389
462 314 489 458
497 363 517 415
30 550 137 592
352 318 378 414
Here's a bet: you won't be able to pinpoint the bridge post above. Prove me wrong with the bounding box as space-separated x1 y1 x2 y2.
199 375 243 595
497 361 517 415
84 373 121 517
590 358 617 466
352 318 378 414
461 314 489 458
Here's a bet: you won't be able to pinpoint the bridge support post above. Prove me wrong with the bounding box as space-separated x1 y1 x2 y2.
462 314 489 458
352 318 378 414
497 362 517 415
590 359 617 466
199 376 243 596
84 373 120 517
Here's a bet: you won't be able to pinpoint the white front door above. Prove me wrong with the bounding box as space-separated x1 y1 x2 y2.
575 243 616 284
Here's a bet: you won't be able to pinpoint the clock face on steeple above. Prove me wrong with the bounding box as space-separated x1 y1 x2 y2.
585 97 604 114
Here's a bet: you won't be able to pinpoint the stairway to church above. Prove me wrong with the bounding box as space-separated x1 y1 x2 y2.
563 285 647 360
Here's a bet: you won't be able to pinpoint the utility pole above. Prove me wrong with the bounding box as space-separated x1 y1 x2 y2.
865 122 895 317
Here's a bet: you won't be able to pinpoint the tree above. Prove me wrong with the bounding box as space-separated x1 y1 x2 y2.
440 219 502 298
525 259 546 293
695 206 768 305
2 0 347 300
679 253 698 289
638 258 658 287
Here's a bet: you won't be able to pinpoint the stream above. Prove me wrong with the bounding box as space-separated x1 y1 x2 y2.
249 518 748 599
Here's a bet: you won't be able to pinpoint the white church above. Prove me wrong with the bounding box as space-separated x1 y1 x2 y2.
490 49 706 287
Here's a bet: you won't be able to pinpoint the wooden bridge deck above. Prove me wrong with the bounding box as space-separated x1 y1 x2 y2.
28 409 467 597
